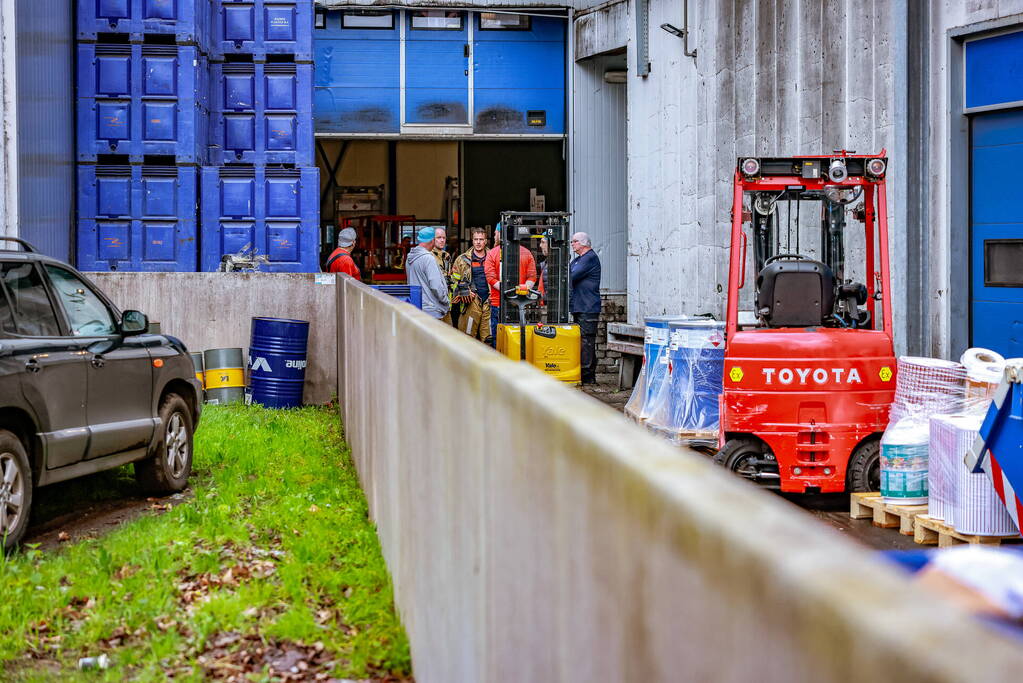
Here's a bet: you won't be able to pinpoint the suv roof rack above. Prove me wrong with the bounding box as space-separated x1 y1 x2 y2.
0 237 38 253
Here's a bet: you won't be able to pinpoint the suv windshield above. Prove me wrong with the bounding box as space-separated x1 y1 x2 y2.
45 266 116 336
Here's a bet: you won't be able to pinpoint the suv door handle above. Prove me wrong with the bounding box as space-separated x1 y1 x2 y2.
91 355 105 368
24 358 40 373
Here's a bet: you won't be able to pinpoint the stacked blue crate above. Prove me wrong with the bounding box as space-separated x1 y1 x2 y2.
76 0 212 271
203 0 317 272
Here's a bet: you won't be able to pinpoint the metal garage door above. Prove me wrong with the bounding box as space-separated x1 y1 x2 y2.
967 30 1023 357
404 10 470 125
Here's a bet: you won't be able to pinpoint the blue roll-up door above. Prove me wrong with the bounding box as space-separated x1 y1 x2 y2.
967 30 1023 356
314 10 400 133
312 9 566 136
473 15 565 134
971 110 1023 356
404 11 469 125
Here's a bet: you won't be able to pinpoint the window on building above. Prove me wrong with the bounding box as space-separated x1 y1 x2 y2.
410 10 463 30
479 13 531 30
342 10 394 29
984 239 1023 287
314 10 326 29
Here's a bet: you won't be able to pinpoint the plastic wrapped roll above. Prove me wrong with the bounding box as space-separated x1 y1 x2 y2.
881 356 968 504
960 348 1006 414
887 356 967 424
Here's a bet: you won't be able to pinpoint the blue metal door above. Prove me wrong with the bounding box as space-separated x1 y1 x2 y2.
404 10 469 125
971 108 1023 357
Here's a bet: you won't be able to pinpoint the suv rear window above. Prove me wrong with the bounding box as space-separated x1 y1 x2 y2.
1 262 61 337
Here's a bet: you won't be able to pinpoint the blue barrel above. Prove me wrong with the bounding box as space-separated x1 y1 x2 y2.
248 317 309 409
664 319 726 432
642 315 687 416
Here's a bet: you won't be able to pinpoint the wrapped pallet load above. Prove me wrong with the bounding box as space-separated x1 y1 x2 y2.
880 357 966 505
929 414 1018 536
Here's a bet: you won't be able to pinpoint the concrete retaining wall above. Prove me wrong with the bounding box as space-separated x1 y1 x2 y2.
337 278 1023 683
90 272 338 404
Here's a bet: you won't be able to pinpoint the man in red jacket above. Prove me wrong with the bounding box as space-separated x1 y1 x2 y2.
325 227 361 278
484 222 537 347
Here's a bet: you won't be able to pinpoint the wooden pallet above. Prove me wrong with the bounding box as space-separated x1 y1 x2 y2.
913 514 1021 548
849 492 927 536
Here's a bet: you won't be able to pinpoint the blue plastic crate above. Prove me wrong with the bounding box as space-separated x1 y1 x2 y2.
76 164 198 271
200 165 319 272
372 285 423 310
211 62 313 165
76 0 212 52
213 0 313 61
76 44 210 162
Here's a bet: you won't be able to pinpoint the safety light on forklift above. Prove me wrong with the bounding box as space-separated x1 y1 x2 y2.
740 158 760 176
866 158 887 177
827 158 848 182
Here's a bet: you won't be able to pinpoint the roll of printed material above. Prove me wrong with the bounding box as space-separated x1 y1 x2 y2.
960 347 1005 382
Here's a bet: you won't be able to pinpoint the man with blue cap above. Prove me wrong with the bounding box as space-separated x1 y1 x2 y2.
405 226 451 321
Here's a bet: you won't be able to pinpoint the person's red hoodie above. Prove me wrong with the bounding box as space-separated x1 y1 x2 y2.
483 245 537 307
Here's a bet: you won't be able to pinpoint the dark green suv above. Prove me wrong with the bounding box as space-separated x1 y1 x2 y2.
0 239 201 551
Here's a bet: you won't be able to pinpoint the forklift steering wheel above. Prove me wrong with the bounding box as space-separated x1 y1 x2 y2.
763 253 810 266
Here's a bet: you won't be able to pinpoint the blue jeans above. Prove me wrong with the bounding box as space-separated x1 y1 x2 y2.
490 305 499 347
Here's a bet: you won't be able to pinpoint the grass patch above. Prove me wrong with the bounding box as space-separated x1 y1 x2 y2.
0 405 411 681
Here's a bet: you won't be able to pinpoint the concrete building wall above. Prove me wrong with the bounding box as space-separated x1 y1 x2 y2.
622 0 901 335
336 277 1023 683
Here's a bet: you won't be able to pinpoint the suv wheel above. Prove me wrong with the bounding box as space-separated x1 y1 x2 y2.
0 430 32 552
135 393 193 493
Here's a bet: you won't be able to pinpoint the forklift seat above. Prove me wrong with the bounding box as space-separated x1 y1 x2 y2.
755 258 836 327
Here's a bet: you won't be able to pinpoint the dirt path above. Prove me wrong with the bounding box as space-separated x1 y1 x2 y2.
24 485 192 552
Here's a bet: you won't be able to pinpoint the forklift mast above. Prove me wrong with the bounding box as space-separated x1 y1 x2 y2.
498 211 572 325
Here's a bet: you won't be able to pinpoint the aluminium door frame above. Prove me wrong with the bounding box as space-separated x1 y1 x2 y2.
950 17 1023 355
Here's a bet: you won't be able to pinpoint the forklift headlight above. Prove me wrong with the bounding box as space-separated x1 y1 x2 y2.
866 158 886 177
827 159 848 182
741 158 760 176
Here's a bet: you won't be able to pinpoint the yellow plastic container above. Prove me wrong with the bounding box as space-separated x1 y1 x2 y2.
496 323 581 385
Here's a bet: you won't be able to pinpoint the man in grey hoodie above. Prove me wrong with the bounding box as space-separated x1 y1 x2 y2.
405 226 451 321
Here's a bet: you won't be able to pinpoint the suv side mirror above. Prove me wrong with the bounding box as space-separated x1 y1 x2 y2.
121 310 148 335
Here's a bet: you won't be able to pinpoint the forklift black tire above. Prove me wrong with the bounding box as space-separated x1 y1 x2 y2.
714 437 763 470
846 439 881 493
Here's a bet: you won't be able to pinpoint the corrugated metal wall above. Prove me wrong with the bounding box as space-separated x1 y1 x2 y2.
571 53 627 293
16 0 75 262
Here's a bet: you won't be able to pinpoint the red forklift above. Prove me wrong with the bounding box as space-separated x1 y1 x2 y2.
715 152 896 493
337 214 418 283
